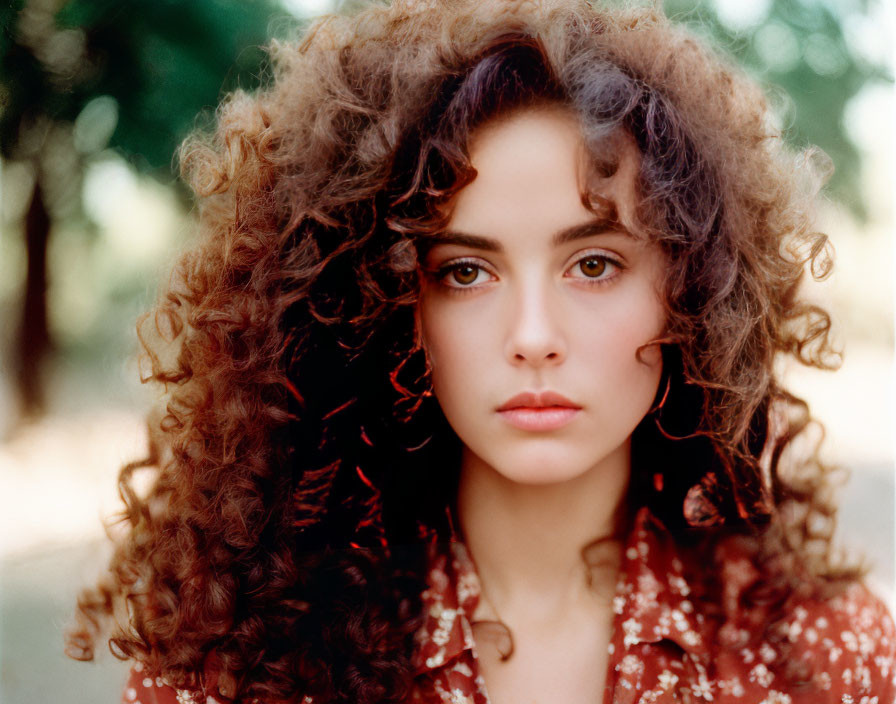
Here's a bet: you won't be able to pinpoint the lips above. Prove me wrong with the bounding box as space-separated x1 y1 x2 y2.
497 390 582 411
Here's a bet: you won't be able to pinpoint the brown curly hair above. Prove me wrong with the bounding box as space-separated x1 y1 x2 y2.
65 1 860 701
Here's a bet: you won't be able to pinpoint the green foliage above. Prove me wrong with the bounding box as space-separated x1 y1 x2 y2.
664 0 891 219
2 0 888 213
1 0 295 178
0 0 300 403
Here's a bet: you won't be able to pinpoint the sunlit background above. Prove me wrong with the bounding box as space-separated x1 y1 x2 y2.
1 0 893 702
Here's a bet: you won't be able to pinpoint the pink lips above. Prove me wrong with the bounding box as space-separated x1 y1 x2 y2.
497 391 582 431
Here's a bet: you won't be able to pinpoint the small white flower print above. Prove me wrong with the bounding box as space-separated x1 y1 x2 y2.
669 575 690 596
672 609 687 631
874 654 892 677
623 617 643 647
856 664 871 692
690 673 714 700
805 627 818 645
456 571 479 604
426 649 446 668
658 670 679 690
621 654 645 677
858 632 874 658
448 687 474 704
786 620 803 642
637 540 649 557
815 671 832 690
842 630 859 652
682 630 700 647
749 663 774 687
718 678 745 697
759 643 777 664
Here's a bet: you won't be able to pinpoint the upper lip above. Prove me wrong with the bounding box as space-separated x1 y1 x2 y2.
497 391 582 411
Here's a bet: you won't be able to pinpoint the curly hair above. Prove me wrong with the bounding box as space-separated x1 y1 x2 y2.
65 1 860 702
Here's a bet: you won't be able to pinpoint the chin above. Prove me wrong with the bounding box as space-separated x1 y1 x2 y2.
504 468 589 486
485 447 603 486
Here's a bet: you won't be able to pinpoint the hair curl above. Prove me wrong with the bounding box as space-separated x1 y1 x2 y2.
65 2 861 702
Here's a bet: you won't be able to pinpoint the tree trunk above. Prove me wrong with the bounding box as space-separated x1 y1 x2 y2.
16 176 51 417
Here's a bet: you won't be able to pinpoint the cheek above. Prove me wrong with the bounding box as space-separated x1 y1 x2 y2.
417 297 463 380
417 297 494 414
577 293 665 394
421 318 465 365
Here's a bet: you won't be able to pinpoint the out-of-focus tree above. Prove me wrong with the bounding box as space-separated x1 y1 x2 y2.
0 0 289 418
665 0 891 217
0 0 890 422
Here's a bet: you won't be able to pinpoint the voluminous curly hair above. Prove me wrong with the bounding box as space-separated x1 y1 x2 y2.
66 1 858 702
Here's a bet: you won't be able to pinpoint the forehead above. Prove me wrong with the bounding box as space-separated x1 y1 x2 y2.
437 106 643 244
463 105 587 185
467 103 585 157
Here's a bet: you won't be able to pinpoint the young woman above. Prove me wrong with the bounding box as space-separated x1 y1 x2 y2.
65 1 895 702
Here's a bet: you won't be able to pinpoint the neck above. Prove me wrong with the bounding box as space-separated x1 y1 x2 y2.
455 442 629 630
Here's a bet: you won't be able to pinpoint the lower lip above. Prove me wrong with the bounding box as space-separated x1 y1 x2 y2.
497 407 580 431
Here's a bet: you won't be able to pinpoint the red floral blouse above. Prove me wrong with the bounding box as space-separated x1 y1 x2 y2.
122 507 896 704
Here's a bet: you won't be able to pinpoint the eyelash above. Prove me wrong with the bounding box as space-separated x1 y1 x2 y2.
431 253 625 294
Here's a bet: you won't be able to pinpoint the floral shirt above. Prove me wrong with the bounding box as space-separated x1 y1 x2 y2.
122 507 896 704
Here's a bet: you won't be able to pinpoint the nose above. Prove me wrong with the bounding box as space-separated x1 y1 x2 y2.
504 280 567 367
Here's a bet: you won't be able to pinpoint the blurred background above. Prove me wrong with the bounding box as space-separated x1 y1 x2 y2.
0 0 893 702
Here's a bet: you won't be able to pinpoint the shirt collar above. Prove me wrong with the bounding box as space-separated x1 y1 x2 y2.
613 506 709 660
411 505 709 678
411 535 481 675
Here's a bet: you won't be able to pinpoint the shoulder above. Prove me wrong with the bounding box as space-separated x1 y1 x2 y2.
120 655 244 704
709 542 896 701
120 657 319 704
698 533 896 701
122 661 185 704
779 581 896 699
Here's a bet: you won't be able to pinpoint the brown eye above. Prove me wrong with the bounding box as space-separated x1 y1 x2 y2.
450 264 480 286
579 257 607 278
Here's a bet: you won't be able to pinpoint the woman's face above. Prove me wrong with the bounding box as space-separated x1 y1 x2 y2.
417 106 666 485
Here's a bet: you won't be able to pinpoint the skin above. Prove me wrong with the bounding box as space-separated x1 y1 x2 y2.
416 105 667 702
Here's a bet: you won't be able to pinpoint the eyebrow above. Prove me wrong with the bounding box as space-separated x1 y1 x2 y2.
423 216 634 254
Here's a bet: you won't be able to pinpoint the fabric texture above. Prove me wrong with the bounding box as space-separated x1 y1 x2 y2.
121 507 896 704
